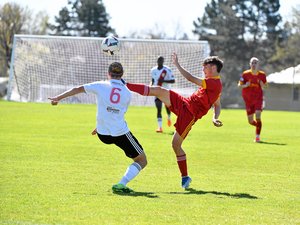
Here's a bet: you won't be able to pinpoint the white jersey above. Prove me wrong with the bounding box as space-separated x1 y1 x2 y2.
151 65 174 89
84 79 131 136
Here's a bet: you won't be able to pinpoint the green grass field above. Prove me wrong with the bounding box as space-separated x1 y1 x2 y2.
0 100 299 224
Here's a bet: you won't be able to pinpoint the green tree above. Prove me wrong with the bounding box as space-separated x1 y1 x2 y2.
193 0 247 106
237 0 282 62
0 3 27 77
271 6 300 69
49 7 71 36
0 3 49 77
27 11 49 35
50 0 115 37
193 0 283 107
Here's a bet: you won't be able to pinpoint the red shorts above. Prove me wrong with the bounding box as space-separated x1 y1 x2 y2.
244 98 263 115
168 90 197 139
242 91 263 115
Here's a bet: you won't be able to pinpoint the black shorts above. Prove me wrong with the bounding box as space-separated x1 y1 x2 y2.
97 131 144 158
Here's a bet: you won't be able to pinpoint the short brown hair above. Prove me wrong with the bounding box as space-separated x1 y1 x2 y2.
203 56 223 73
108 62 124 78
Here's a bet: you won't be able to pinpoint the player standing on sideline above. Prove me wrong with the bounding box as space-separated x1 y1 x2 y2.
238 57 267 143
125 53 223 189
48 62 147 193
151 56 175 133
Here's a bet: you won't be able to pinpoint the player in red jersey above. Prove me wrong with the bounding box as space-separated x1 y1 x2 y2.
238 57 267 143
126 53 223 189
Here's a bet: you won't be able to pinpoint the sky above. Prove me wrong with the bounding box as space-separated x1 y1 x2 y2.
1 0 299 39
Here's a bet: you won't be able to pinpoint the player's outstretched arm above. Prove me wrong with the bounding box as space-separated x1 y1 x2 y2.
48 86 85 105
171 52 202 86
212 98 223 127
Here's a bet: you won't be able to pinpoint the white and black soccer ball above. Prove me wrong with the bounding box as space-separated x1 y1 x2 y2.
101 36 120 56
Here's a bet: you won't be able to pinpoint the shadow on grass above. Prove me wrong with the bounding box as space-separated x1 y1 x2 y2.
157 131 174 136
113 191 159 198
169 188 258 199
257 141 286 146
74 191 159 198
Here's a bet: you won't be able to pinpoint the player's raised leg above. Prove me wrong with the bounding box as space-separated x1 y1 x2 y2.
126 83 171 107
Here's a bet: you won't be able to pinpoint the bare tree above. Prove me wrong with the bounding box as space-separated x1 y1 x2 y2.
0 3 49 77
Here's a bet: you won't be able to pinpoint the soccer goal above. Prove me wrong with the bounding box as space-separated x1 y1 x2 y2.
7 35 210 106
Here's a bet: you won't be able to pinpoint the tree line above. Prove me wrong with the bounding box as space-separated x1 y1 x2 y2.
193 0 300 105
0 0 299 106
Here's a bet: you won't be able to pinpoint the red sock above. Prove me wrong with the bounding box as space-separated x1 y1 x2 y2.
256 119 262 135
126 83 150 96
176 154 188 177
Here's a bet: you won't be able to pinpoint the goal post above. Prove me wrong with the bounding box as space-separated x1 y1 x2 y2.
7 35 210 105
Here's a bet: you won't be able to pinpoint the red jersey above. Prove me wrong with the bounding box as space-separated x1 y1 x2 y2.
239 69 267 103
168 76 222 139
186 76 222 119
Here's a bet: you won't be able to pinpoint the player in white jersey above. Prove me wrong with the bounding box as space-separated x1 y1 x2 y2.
151 56 175 132
48 62 147 193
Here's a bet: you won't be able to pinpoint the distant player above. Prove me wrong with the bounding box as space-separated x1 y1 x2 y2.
151 56 175 133
238 57 267 142
48 62 147 193
126 53 223 189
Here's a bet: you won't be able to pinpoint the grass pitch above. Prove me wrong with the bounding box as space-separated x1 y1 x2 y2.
0 100 299 224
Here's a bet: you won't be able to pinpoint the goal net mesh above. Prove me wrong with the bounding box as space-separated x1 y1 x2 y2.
8 35 210 106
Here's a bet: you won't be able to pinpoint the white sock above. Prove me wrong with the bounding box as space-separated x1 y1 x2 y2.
158 118 162 128
119 162 142 186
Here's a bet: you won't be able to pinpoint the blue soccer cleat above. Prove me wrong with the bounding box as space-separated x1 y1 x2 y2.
181 176 192 189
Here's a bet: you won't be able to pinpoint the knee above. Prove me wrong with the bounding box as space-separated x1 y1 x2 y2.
143 157 148 168
138 155 147 169
172 141 181 155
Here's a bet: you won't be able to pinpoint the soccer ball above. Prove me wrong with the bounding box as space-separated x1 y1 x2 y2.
101 36 120 56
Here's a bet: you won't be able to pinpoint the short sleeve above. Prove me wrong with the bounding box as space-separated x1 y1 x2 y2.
83 82 101 94
202 79 207 89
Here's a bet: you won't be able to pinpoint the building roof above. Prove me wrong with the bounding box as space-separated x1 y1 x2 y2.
267 64 300 84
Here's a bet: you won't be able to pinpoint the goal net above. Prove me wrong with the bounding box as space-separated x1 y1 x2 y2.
7 35 210 106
